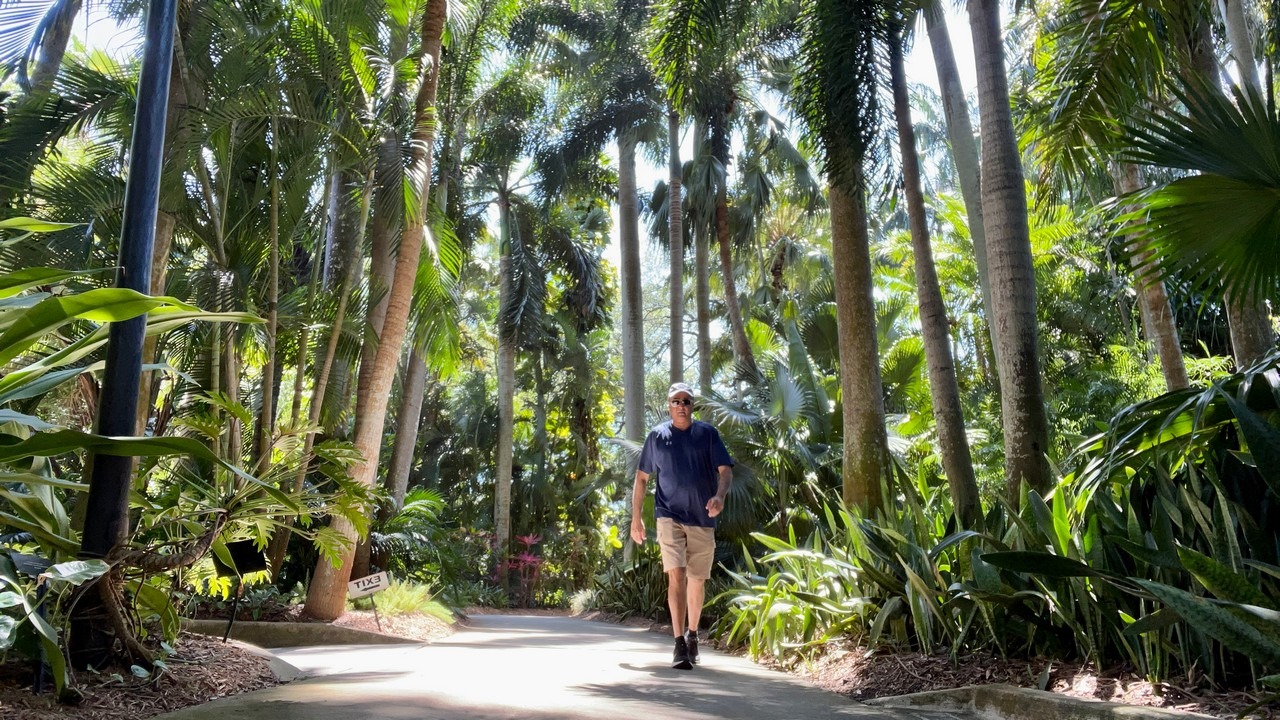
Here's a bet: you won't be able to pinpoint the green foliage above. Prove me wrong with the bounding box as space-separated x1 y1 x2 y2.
349 580 454 622
590 542 669 620
713 355 1280 688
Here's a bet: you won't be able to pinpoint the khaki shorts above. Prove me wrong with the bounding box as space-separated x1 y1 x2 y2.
656 518 716 579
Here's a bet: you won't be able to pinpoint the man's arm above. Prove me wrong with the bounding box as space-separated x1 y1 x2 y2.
705 465 733 518
630 469 650 543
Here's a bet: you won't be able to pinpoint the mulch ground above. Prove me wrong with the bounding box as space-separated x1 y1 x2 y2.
0 632 278 720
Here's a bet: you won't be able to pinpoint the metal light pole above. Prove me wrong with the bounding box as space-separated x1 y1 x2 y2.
79 0 177 559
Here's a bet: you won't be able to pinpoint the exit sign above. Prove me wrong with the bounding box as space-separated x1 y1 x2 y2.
348 571 391 599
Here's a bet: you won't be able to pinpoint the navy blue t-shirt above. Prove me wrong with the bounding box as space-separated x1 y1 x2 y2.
637 420 734 528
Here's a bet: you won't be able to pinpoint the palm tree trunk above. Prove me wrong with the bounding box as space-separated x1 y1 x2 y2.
890 29 980 528
711 121 758 380
668 107 685 384
256 137 281 471
29 0 84 92
695 222 713 394
1111 163 1189 390
135 211 175 434
302 0 447 621
386 350 429 513
1226 295 1275 367
1221 0 1261 90
495 196 517 572
349 121 403 580
968 0 1053 502
830 180 889 513
925 2 999 383
619 131 646 442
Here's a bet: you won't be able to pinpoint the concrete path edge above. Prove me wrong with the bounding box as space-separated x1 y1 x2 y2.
183 619 422 649
868 684 1216 720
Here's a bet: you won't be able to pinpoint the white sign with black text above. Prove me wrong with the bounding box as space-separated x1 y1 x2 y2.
347 571 391 599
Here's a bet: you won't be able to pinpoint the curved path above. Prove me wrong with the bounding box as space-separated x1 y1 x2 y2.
155 614 963 720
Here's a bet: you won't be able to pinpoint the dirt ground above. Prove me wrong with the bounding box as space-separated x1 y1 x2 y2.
2 609 1275 720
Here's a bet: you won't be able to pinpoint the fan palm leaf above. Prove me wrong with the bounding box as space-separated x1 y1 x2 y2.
1121 81 1280 301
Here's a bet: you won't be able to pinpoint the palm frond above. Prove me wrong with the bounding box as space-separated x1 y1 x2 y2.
1120 80 1280 299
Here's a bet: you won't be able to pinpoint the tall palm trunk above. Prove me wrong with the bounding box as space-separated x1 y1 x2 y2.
711 120 758 379
256 134 281 470
29 0 84 91
830 181 889 513
695 223 713 394
668 108 685 384
135 212 175 434
890 29 980 528
495 195 517 569
925 1 999 382
303 0 446 620
386 350 429 512
619 131 645 442
1112 163 1189 390
968 0 1053 501
350 123 404 580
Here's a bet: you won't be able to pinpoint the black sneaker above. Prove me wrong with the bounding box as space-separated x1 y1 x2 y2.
672 635 692 669
685 630 700 664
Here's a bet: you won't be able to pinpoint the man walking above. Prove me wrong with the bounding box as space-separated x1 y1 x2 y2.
630 382 734 670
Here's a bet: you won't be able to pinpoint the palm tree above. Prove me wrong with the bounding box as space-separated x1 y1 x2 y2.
303 0 447 620
922 0 999 384
668 106 685 384
887 13 980 528
515 0 662 444
794 0 890 512
651 0 772 381
968 0 1053 500
1120 80 1280 331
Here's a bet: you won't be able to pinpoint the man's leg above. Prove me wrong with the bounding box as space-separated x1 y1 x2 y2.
666 567 688 637
667 567 693 668
686 575 705 633
683 527 716 665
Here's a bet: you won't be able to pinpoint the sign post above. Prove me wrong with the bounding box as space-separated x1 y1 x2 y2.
347 571 391 631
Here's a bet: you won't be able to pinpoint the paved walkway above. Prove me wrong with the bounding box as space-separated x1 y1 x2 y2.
155 614 965 720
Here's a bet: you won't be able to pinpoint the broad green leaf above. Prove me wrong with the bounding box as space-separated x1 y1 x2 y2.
0 410 58 432
0 268 98 299
0 510 79 556
1178 547 1274 608
0 289 197 367
42 560 109 585
0 591 21 608
130 580 180 641
0 431 299 512
981 551 1118 580
1220 390 1280 497
1122 607 1180 636
1108 537 1180 570
0 218 81 233
970 546 1003 594
0 362 183 406
1135 579 1280 667
0 615 15 649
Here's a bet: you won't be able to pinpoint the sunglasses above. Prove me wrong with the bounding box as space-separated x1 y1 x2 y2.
669 398 693 407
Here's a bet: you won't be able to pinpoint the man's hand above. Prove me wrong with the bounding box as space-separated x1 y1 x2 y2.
706 494 725 518
630 518 646 544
